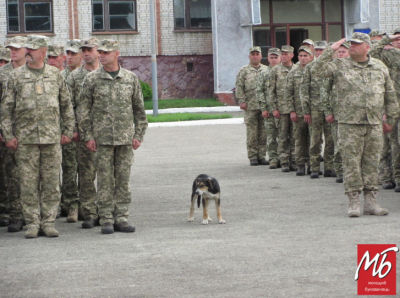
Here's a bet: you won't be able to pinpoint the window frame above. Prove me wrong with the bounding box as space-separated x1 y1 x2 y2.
92 0 138 34
6 0 54 35
173 0 212 32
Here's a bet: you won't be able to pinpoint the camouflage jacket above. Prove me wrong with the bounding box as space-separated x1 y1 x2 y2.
268 63 298 113
66 65 92 134
1 64 75 144
311 46 399 125
78 66 148 145
284 65 307 116
320 77 338 118
369 35 400 99
61 67 72 80
258 65 273 112
235 63 269 110
299 61 326 114
0 63 15 131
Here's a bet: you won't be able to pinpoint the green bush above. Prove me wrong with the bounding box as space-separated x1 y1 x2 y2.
140 80 152 101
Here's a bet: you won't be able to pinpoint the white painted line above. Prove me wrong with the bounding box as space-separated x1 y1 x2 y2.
146 106 241 115
148 118 244 127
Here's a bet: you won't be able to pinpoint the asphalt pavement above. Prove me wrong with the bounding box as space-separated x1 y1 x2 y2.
1 120 400 298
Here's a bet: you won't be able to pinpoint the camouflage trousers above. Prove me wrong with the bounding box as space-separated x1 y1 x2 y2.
386 118 400 184
95 145 133 225
278 114 296 165
61 141 79 209
309 111 334 171
244 110 267 160
16 143 61 229
264 116 279 163
331 122 343 176
293 117 310 166
339 124 382 194
77 140 97 220
0 142 22 220
379 130 392 184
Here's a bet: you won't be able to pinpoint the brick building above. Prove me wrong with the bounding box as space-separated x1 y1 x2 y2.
0 0 398 103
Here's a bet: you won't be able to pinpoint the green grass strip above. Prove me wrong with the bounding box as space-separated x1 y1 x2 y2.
147 113 232 123
144 98 225 110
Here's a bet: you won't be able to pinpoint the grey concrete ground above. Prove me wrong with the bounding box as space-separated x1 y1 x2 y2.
1 123 400 298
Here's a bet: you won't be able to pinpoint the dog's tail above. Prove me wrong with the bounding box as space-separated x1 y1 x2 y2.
197 195 201 208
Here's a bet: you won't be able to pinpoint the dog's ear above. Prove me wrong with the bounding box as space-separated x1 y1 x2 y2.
207 177 214 189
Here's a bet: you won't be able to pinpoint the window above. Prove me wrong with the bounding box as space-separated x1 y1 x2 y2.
7 0 53 34
93 0 137 32
174 0 211 30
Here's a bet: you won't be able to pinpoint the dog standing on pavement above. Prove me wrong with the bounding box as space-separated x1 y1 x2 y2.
187 174 226 225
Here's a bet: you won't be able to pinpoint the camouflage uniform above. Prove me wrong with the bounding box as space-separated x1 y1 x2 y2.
0 63 23 223
312 41 399 194
1 38 75 231
79 42 148 226
268 59 298 166
300 61 334 172
67 65 97 220
284 62 310 167
369 35 400 187
235 53 268 162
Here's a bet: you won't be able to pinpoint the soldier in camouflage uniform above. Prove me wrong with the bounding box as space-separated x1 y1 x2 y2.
1 35 75 238
260 48 281 169
369 33 400 192
321 41 350 184
78 39 148 234
369 30 385 42
284 46 313 176
269 45 297 172
67 38 100 229
63 40 82 79
235 46 269 166
300 41 335 178
0 37 26 231
0 47 10 67
312 33 399 217
47 44 81 222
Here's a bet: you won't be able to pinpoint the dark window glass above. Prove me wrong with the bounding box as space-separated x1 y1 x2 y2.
93 0 104 30
8 0 19 32
174 0 211 30
92 0 136 31
25 3 52 32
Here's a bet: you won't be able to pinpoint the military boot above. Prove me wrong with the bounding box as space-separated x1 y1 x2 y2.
347 192 361 217
42 226 59 237
250 159 258 166
67 209 78 223
25 226 39 238
336 174 343 183
394 183 400 192
0 215 11 226
382 181 394 190
296 165 305 176
257 158 269 165
269 162 278 169
310 171 319 179
281 163 290 172
8 219 23 232
324 170 337 177
363 190 389 216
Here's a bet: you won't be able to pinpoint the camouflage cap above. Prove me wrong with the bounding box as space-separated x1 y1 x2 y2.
302 39 314 46
369 29 384 37
25 35 49 49
249 46 261 53
47 44 65 57
5 36 27 49
298 46 312 56
314 41 328 49
80 37 99 49
393 28 400 35
268 47 281 56
340 41 350 49
349 32 371 45
66 39 81 53
0 48 11 62
281 45 294 53
98 39 120 52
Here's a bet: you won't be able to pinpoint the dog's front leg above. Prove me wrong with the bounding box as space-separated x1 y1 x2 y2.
215 198 226 224
201 197 211 225
187 194 197 222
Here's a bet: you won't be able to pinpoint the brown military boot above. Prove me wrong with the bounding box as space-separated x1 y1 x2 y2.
347 192 361 217
269 162 278 169
25 226 39 238
363 190 389 216
42 226 59 237
67 209 78 223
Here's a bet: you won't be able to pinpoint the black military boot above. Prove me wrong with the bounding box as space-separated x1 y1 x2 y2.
296 165 305 176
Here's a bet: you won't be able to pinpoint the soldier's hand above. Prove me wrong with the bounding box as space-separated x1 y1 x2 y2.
262 111 270 118
325 114 335 123
86 140 97 152
290 111 298 122
331 38 347 51
239 103 247 111
72 132 80 142
273 110 280 119
132 138 141 150
383 123 393 134
0 134 3 143
304 114 312 124
382 114 387 122
388 35 400 42
61 135 71 145
384 44 395 50
6 138 18 151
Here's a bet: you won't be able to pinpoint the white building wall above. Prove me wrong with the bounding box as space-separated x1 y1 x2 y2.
380 0 400 32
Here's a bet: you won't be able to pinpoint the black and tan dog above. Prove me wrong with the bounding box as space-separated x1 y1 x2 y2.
187 174 226 225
